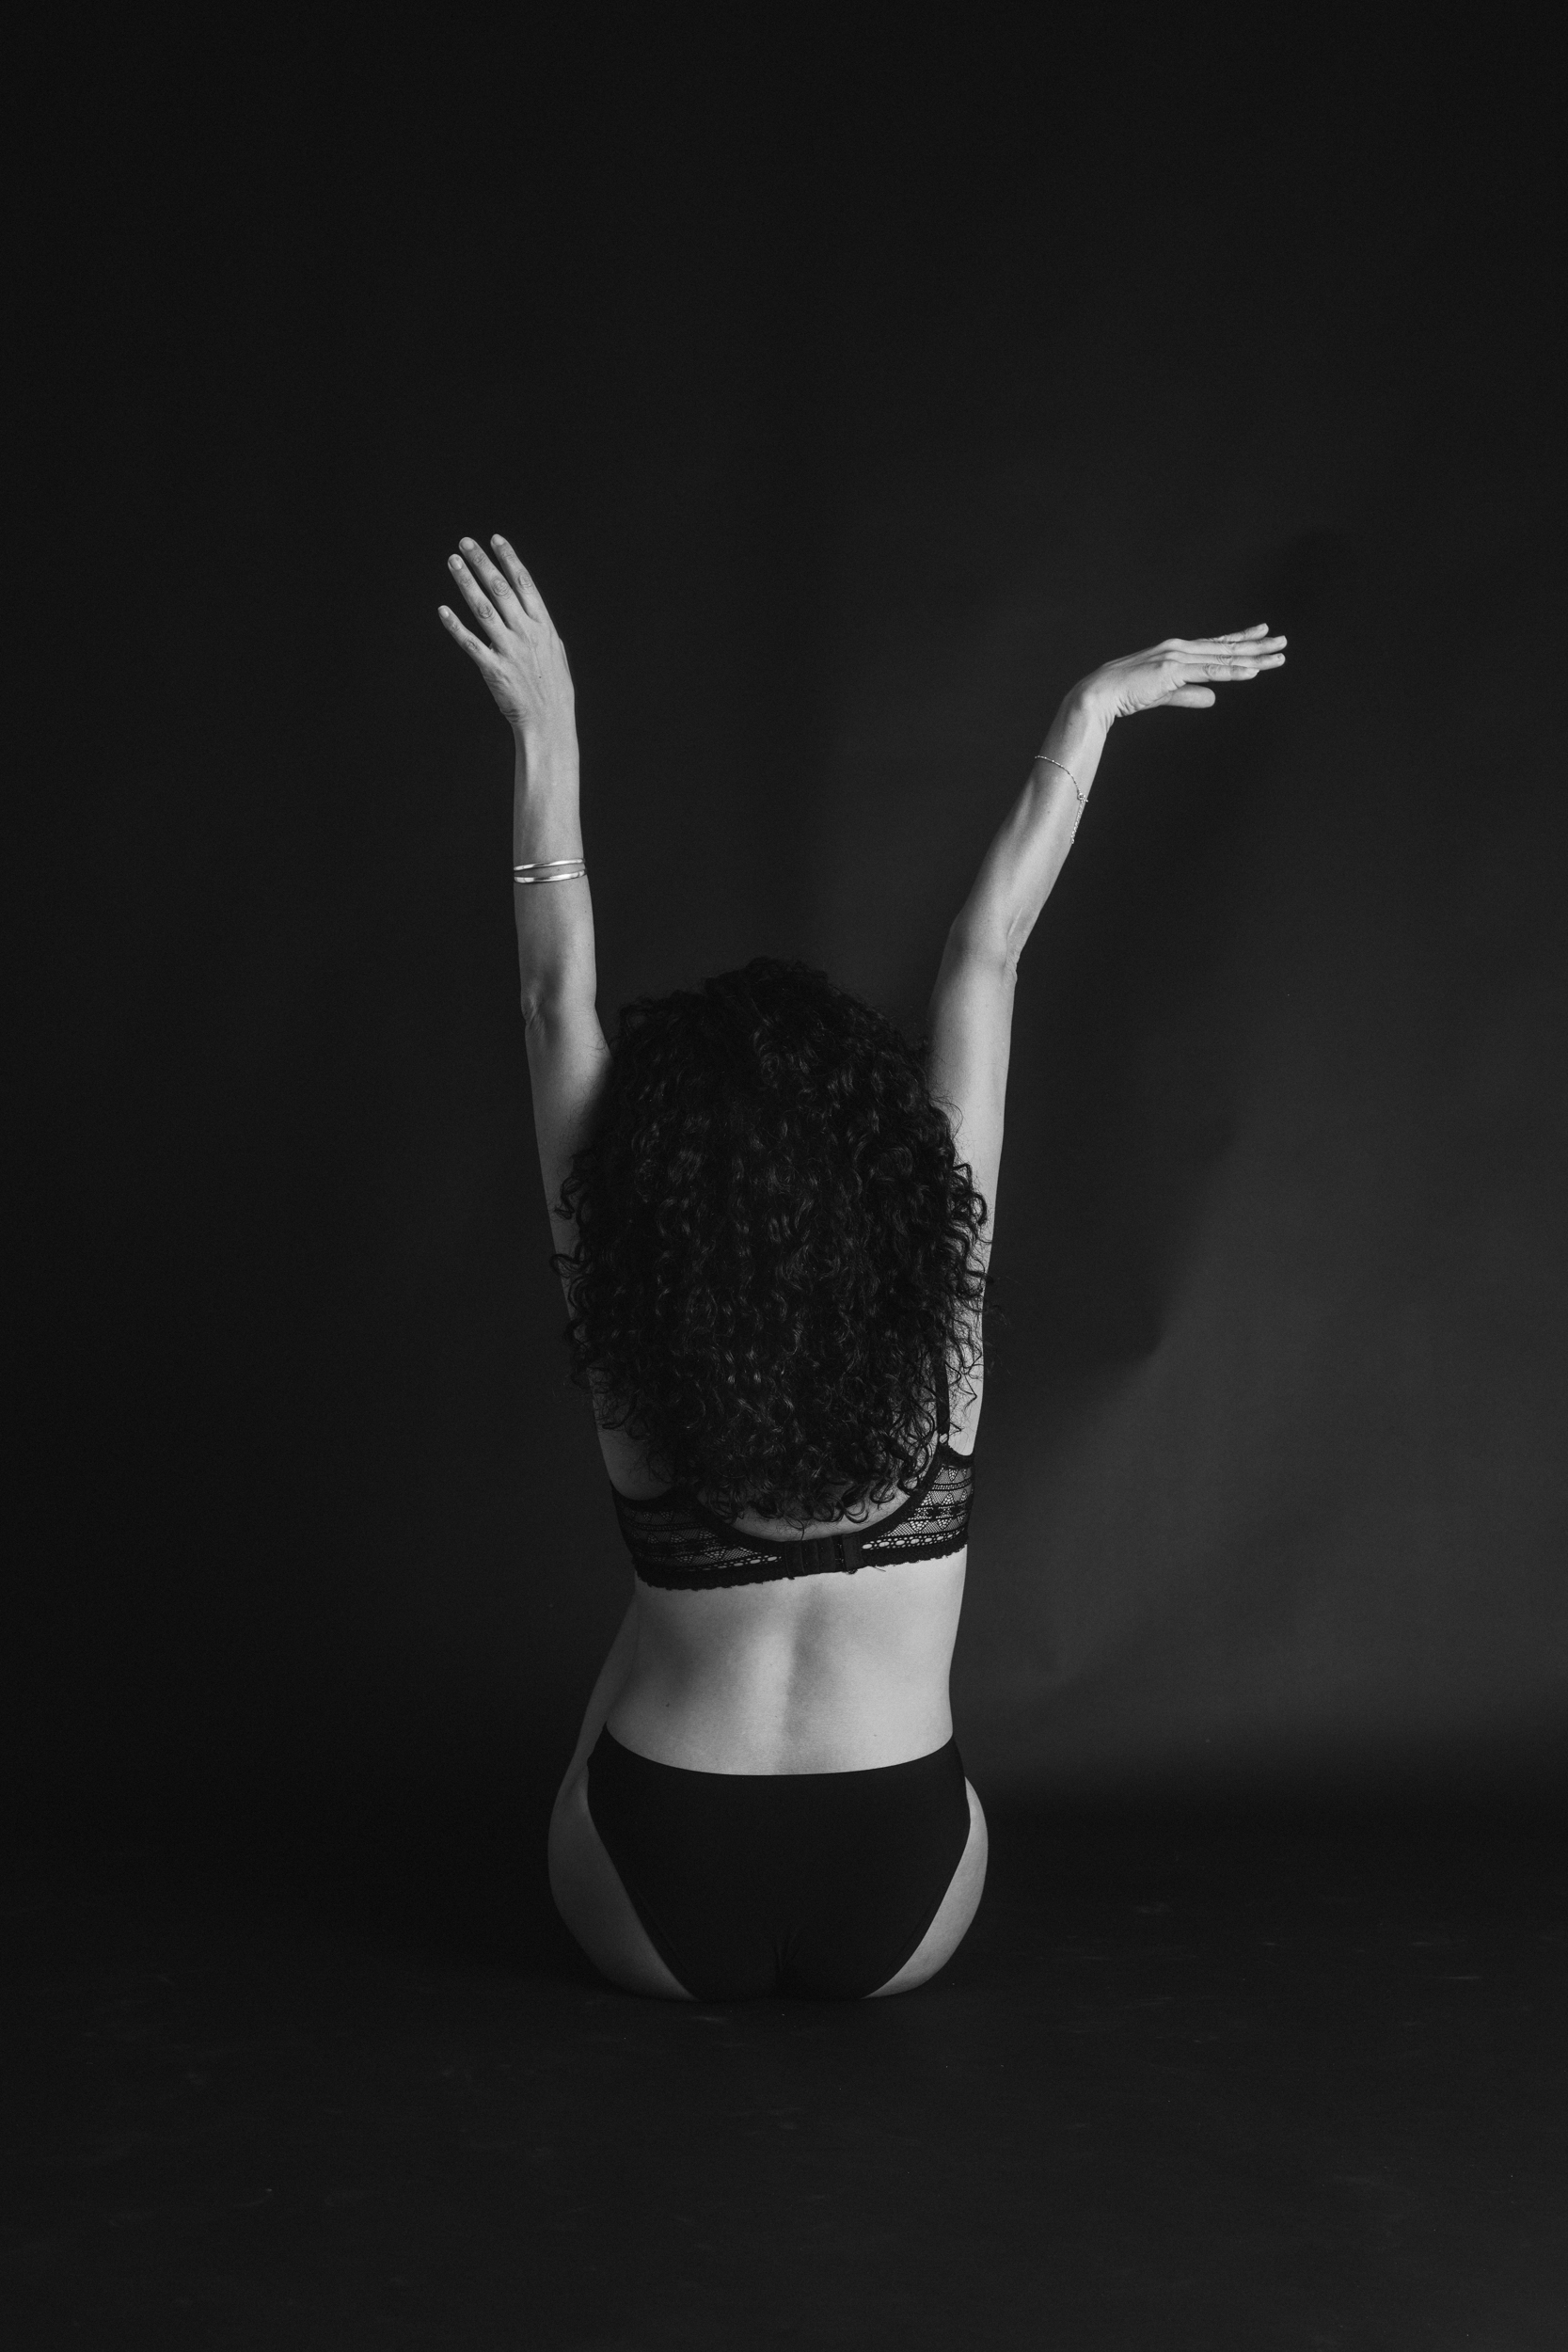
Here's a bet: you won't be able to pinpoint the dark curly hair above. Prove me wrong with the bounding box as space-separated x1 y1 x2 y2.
549 956 997 1532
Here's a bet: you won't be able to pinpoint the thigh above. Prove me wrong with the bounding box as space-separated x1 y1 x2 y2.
547 1766 693 2000
863 1778 989 1998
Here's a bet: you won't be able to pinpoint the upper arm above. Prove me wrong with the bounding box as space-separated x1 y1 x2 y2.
925 928 1016 1283
524 996 613 1297
525 997 656 1489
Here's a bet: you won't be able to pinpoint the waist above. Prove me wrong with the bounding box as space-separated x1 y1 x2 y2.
609 1552 965 1773
594 1722 961 1786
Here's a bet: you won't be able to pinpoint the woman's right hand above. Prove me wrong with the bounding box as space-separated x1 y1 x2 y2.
1082 625 1287 722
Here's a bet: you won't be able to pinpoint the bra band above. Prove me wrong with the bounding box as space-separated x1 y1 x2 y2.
609 1350 967 1586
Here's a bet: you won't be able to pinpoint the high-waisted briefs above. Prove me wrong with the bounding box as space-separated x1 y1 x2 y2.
585 1724 973 2000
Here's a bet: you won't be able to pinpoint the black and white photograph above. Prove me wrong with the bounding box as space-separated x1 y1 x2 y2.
8 17 1566 2348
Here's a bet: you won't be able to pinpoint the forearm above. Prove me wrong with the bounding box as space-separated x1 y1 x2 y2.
950 684 1112 972
513 731 596 1023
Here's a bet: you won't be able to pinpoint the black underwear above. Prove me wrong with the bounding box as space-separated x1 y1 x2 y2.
584 1725 974 2001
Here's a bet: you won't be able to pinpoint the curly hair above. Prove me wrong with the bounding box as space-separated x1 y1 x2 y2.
548 955 996 1532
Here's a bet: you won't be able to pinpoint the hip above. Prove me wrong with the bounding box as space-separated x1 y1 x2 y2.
581 1723 979 2000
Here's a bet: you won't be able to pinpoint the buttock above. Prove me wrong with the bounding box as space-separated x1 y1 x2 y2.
583 1725 974 2001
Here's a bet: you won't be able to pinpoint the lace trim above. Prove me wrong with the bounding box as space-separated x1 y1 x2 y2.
611 1447 975 1591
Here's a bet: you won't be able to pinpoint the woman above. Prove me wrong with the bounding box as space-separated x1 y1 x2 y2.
439 534 1284 2001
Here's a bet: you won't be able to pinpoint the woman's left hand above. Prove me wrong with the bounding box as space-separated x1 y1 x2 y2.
439 535 578 758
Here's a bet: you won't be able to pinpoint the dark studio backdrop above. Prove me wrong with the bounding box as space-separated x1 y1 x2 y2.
13 23 1566 1851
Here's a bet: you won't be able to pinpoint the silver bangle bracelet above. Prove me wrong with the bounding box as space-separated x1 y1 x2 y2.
513 864 587 884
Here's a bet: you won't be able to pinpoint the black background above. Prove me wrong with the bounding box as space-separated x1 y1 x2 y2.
15 20 1566 1850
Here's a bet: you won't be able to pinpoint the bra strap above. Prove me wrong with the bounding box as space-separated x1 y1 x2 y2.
935 1349 949 1439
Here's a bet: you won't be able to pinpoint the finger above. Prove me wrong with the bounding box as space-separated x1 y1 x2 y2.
437 603 498 668
490 534 547 622
1182 632 1287 656
1209 624 1272 644
1171 652 1261 682
457 535 526 626
446 552 509 644
1182 647 1287 679
1167 686 1217 708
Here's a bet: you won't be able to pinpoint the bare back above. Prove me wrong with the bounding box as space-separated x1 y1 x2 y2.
600 1345 980 1773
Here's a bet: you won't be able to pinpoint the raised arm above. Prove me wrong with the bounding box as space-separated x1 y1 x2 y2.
950 624 1287 974
926 625 1287 1340
439 532 594 1022
440 534 613 1334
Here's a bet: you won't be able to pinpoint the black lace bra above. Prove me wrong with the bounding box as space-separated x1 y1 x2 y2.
609 1358 976 1591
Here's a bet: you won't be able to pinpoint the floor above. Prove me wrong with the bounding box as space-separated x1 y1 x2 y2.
3 1798 1564 2350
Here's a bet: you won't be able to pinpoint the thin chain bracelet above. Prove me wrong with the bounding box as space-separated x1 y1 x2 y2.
1031 751 1085 808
